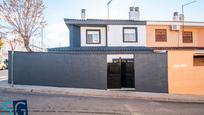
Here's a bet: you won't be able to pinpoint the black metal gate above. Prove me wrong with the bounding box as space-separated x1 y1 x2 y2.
107 59 134 89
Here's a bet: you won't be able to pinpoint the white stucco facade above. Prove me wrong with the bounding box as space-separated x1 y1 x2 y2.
80 25 146 47
107 25 146 47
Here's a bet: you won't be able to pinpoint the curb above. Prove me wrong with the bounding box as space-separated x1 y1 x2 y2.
1 85 204 104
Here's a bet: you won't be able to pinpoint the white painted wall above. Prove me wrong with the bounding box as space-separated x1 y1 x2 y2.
107 25 146 47
80 27 106 47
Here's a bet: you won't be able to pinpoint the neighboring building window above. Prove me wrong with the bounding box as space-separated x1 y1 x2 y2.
123 27 138 42
183 31 193 43
155 29 167 42
194 56 204 66
86 30 101 44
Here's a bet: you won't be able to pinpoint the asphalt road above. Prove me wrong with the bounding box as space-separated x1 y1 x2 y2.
0 90 204 115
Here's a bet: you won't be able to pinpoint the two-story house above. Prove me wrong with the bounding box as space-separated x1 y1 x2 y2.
67 8 146 48
50 7 157 90
49 7 204 95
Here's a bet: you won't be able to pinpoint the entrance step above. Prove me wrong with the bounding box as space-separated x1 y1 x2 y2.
108 88 135 91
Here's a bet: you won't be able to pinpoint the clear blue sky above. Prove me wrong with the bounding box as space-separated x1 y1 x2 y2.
43 0 204 48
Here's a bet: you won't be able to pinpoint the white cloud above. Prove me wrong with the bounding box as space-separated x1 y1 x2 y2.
45 22 69 48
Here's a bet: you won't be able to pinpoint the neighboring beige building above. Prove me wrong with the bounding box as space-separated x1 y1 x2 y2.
0 33 45 59
168 50 204 95
146 12 204 95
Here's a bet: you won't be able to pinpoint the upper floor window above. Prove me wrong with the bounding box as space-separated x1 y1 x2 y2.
183 31 193 43
86 29 101 44
123 27 138 42
155 29 167 42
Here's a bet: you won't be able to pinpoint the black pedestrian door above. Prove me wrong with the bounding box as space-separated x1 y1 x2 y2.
107 58 135 89
107 63 121 88
121 62 135 88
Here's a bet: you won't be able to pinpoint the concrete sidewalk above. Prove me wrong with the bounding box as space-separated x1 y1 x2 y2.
0 80 204 104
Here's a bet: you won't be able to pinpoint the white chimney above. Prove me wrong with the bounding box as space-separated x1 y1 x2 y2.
129 7 140 20
179 14 184 21
81 9 86 20
173 12 179 21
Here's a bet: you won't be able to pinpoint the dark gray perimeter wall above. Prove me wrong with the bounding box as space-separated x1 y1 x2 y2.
8 51 168 92
8 52 107 89
134 53 168 93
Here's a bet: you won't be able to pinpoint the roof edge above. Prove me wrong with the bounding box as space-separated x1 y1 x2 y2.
64 18 147 26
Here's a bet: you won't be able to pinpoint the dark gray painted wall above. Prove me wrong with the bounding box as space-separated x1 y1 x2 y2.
8 51 168 92
68 25 81 48
8 52 107 89
8 51 12 84
134 53 168 93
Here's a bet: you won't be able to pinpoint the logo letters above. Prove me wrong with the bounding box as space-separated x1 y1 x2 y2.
13 100 28 115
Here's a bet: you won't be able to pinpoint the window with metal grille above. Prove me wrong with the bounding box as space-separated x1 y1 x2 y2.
183 31 193 43
155 29 167 42
86 30 101 44
194 56 204 66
